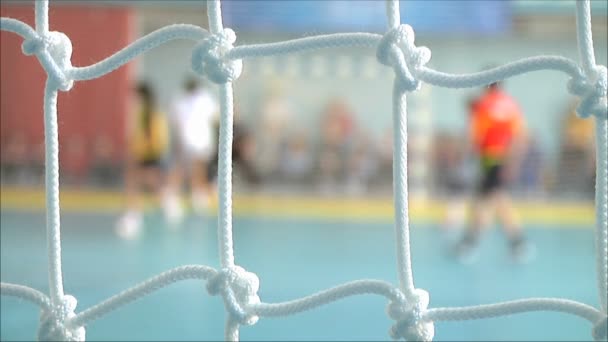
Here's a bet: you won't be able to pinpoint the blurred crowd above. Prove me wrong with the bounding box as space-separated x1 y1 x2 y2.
0 133 121 188
249 93 393 195
0 83 597 201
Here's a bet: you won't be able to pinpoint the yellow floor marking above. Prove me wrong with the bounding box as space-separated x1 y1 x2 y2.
0 187 595 227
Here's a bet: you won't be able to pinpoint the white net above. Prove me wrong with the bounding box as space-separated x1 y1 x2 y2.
0 0 607 341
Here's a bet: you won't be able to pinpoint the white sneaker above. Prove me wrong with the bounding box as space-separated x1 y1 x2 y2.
162 192 184 229
115 211 142 240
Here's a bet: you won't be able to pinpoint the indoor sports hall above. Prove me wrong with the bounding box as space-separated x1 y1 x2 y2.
1 1 607 341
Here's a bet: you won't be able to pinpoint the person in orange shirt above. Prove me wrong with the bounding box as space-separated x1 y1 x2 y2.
456 81 533 263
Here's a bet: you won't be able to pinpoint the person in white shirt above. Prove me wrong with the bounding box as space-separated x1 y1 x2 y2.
165 78 219 219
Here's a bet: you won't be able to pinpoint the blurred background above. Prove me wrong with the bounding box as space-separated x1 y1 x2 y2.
1 0 606 200
1 1 607 341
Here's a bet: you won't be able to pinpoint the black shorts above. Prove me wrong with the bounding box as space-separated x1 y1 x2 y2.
478 163 504 195
137 157 162 169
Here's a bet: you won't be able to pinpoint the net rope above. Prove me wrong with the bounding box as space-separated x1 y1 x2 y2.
0 0 606 340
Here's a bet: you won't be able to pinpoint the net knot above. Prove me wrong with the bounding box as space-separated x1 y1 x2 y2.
376 24 431 93
593 315 607 341
21 35 46 56
37 295 85 342
206 266 260 325
387 289 434 341
22 31 74 91
567 65 607 120
191 28 243 84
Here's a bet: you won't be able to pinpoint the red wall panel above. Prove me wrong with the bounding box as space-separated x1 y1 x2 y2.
1 4 135 180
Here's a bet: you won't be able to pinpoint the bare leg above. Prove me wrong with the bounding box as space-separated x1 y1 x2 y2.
116 161 144 239
494 190 533 262
191 158 211 213
190 159 209 194
124 161 142 214
454 192 494 262
494 190 522 240
142 167 162 203
169 156 184 195
162 158 184 226
465 194 493 240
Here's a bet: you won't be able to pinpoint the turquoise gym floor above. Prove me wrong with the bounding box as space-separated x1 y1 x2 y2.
0 210 600 341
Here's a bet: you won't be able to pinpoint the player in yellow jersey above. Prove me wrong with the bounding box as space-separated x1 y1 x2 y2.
116 82 172 239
